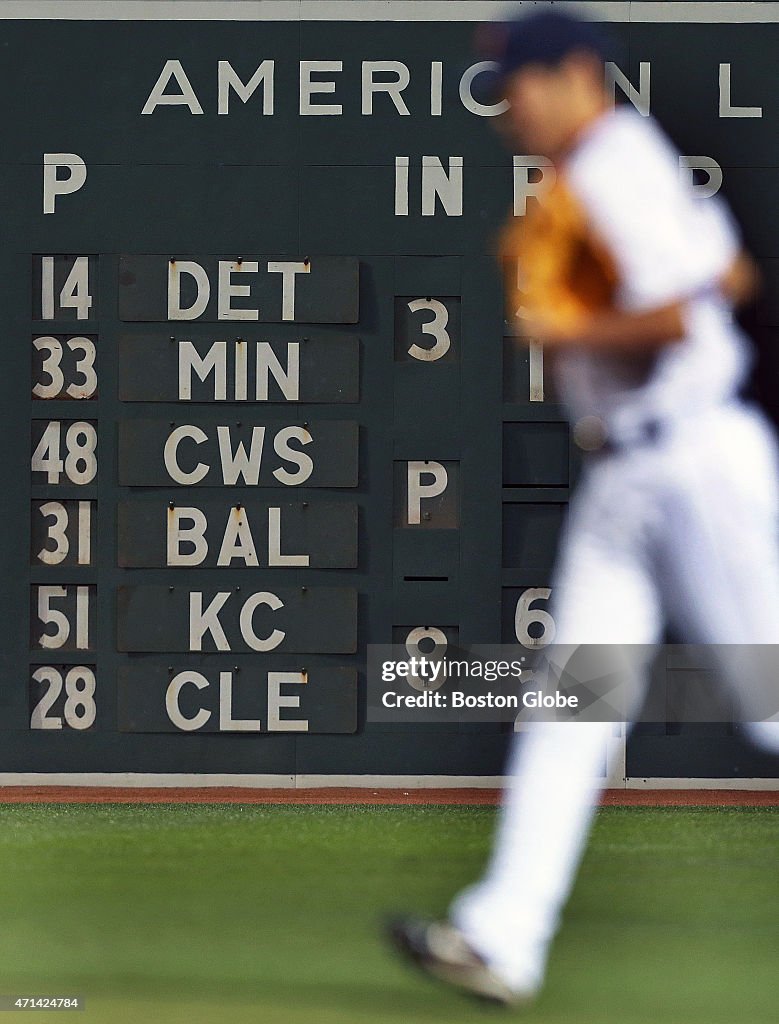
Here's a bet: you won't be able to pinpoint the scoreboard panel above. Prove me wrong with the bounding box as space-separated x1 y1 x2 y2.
1 1 778 779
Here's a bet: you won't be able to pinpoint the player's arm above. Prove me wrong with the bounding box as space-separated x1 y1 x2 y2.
518 300 686 351
525 136 760 352
520 247 762 352
717 248 761 308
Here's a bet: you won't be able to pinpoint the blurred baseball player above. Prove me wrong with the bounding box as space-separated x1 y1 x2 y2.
388 6 779 1007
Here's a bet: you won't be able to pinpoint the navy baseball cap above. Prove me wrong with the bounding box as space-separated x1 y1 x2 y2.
474 7 616 99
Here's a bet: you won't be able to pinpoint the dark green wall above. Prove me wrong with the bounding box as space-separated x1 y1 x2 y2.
1 7 778 777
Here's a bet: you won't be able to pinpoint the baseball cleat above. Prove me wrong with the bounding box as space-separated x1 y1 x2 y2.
385 915 531 1008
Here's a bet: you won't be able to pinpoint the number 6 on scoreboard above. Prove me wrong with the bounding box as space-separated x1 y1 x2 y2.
514 587 556 649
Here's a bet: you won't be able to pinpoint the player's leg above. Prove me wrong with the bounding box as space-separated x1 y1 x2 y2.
660 401 779 753
448 719 622 993
744 720 779 753
449 465 663 994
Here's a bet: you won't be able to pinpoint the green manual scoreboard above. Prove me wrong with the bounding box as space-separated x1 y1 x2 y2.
1 0 778 781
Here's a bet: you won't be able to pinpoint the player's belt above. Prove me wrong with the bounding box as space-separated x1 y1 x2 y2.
572 415 662 456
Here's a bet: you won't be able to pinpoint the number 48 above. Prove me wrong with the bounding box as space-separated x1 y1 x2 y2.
31 421 97 485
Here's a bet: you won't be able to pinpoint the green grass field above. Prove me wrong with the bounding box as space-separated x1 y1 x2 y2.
0 804 776 1024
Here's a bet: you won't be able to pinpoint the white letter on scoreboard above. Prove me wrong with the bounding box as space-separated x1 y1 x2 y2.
395 156 409 216
168 261 211 320
217 507 260 566
300 60 343 115
719 63 762 118
513 156 556 216
179 341 228 400
43 153 87 214
217 425 266 485
239 592 285 652
189 592 231 651
407 461 447 525
273 426 314 486
267 261 309 321
459 62 509 116
268 506 309 567
605 62 651 116
267 672 309 732
166 671 211 731
361 61 410 115
256 342 300 401
167 507 209 566
164 425 209 485
142 60 204 114
218 260 259 320
422 156 463 217
679 156 723 198
218 59 275 115
219 671 262 731
430 61 443 117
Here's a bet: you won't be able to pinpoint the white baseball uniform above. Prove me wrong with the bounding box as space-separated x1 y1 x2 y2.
450 104 779 995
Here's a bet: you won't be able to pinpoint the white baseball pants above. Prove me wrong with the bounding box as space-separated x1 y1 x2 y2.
450 400 779 994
